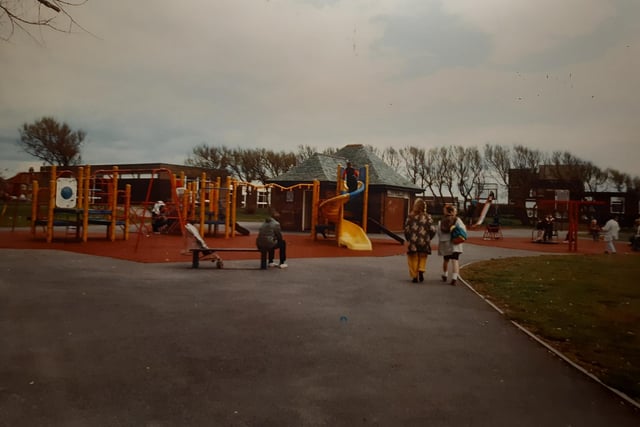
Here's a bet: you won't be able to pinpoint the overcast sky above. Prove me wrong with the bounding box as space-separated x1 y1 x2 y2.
1 0 639 178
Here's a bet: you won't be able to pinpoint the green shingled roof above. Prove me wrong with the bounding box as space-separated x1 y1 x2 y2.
270 144 423 192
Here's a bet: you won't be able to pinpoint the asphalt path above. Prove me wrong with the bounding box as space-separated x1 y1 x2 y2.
1 241 638 426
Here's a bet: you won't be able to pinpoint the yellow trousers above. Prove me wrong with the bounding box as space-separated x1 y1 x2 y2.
406 252 428 279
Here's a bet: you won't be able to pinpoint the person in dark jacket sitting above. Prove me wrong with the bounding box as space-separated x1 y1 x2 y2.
256 210 287 269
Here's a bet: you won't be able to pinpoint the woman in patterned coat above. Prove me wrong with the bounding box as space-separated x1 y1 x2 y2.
403 198 435 283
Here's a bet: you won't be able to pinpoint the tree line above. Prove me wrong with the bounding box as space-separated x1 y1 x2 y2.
8 117 640 210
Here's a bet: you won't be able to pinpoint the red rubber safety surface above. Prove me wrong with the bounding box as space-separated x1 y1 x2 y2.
1 226 629 263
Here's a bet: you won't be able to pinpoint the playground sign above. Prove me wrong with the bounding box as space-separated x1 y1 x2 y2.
55 177 77 209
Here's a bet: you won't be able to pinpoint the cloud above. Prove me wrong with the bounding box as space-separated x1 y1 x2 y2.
372 1 491 76
442 0 619 65
0 0 638 180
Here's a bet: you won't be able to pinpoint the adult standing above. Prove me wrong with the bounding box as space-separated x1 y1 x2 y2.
437 204 466 286
256 210 288 269
601 215 620 254
403 199 435 283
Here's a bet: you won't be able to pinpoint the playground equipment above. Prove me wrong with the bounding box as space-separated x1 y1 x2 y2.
317 165 372 251
535 199 606 252
472 191 496 228
482 219 503 240
183 174 318 239
180 174 230 238
367 217 404 244
31 165 131 243
469 186 502 240
184 223 265 269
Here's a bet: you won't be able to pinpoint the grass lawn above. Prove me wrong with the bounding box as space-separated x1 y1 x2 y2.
0 201 32 227
463 254 640 403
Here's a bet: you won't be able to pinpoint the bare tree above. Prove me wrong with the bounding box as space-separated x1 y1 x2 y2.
512 145 545 170
295 145 338 164
185 144 232 171
260 149 297 183
583 162 608 193
422 148 440 199
424 146 455 204
483 144 511 187
19 116 85 166
548 151 608 200
380 147 403 174
607 168 629 192
399 146 425 186
295 145 317 164
188 144 296 184
1 0 89 42
453 145 484 209
226 149 263 183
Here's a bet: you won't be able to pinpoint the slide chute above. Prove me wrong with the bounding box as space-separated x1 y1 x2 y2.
473 192 495 227
318 181 372 251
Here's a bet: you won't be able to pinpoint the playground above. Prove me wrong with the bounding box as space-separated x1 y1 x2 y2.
18 162 385 254
1 223 630 265
9 160 632 266
2 171 639 424
9 161 631 267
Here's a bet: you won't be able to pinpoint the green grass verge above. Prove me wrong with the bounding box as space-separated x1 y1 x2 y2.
463 254 640 402
0 202 32 227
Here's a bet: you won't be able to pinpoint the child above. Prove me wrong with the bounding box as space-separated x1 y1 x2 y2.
589 219 600 242
437 204 466 286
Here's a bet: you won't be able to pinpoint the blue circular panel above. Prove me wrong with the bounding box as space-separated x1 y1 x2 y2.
60 186 74 200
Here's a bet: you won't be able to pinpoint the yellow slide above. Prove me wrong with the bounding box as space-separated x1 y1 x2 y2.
338 218 372 251
319 192 372 251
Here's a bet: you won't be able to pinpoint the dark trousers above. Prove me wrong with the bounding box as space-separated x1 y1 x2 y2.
152 215 167 232
260 240 286 269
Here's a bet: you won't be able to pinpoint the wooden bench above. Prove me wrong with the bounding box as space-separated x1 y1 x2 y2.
184 223 262 269
189 247 261 269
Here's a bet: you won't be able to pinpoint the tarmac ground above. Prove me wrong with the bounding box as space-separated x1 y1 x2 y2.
1 226 639 426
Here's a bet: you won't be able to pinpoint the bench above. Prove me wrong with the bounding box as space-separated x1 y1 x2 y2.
184 223 262 269
189 247 261 269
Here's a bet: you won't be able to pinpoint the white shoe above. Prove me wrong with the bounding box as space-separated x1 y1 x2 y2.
268 262 277 268
278 263 288 269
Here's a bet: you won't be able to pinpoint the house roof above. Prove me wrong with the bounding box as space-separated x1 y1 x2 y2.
270 144 423 192
269 153 343 182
